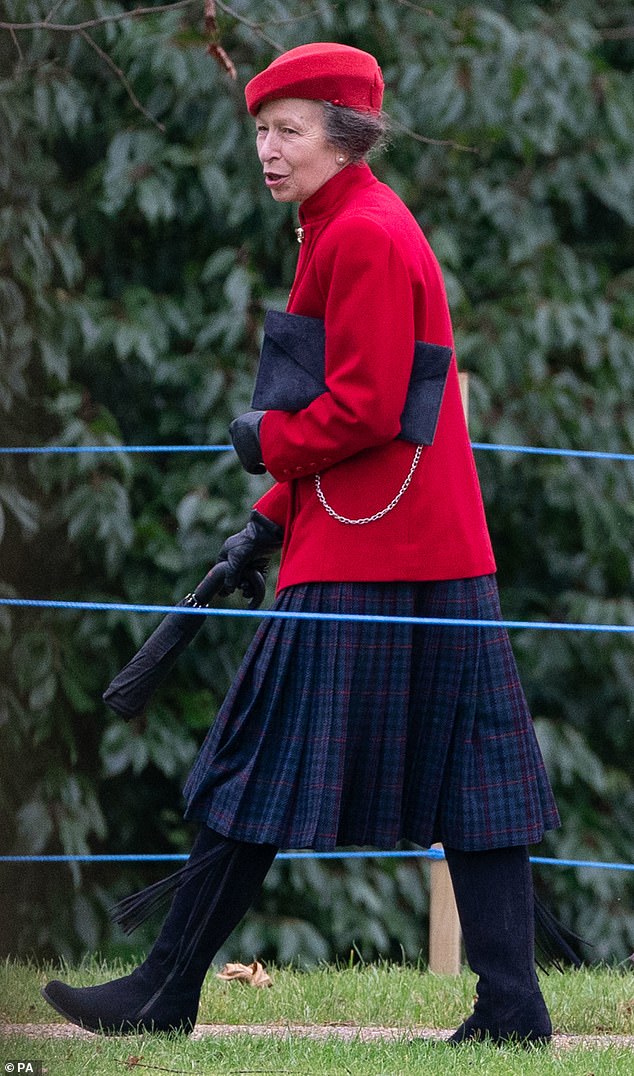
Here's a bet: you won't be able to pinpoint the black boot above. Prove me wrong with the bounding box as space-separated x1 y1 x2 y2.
41 827 277 1034
443 845 552 1046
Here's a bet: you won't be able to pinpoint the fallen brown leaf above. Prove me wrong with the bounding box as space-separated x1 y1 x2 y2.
216 960 273 988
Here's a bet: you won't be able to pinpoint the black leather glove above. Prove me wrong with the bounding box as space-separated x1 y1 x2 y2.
230 410 266 474
217 510 284 596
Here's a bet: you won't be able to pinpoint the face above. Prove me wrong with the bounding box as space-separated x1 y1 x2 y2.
255 98 345 204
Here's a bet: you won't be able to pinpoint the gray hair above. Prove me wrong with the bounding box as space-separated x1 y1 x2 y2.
322 101 389 164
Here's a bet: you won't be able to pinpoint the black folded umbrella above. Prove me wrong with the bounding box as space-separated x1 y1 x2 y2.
252 310 453 445
102 563 265 721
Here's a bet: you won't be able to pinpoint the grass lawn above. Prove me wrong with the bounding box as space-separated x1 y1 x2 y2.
2 960 633 1074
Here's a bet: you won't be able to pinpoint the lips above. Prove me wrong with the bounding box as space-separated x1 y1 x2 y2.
264 172 289 187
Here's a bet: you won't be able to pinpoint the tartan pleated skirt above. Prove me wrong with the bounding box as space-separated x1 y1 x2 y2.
183 575 560 851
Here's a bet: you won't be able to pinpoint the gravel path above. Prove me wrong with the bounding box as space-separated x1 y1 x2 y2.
2 1022 634 1050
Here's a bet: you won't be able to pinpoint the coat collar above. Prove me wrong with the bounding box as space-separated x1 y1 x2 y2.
298 162 377 226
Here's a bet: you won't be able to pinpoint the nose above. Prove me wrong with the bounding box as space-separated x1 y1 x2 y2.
257 130 281 164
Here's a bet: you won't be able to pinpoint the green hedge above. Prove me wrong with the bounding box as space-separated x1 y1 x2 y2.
0 0 632 964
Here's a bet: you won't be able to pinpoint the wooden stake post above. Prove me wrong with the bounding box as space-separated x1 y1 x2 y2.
427 372 469 975
429 844 461 974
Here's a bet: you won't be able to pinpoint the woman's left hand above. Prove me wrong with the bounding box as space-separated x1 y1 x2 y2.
230 410 267 474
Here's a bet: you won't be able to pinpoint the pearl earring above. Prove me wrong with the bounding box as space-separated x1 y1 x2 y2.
337 156 346 164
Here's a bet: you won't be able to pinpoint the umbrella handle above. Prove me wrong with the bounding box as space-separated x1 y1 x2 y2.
241 567 267 609
192 561 230 605
191 562 266 610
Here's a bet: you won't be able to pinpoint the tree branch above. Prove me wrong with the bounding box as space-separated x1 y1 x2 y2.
77 28 166 132
0 0 282 51
0 0 283 74
215 1 284 52
8 25 23 61
204 0 237 79
0 0 245 129
394 0 451 24
43 0 70 22
0 1 199 34
390 117 479 154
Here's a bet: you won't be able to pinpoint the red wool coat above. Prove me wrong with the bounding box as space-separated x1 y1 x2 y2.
254 163 495 589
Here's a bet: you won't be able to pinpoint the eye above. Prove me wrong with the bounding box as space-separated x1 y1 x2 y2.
281 127 298 135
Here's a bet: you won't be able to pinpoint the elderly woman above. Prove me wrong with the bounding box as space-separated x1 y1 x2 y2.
43 43 563 1044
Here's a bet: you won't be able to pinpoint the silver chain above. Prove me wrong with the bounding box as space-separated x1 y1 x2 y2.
314 445 424 525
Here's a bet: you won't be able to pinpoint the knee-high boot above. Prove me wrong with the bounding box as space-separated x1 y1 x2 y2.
41 827 277 1034
443 845 552 1045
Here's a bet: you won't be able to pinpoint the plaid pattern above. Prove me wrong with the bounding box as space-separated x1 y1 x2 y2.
183 576 560 851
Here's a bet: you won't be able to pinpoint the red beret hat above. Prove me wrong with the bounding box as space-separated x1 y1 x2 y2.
245 42 384 117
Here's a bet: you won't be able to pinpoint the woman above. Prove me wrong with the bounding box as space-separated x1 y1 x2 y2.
43 43 562 1044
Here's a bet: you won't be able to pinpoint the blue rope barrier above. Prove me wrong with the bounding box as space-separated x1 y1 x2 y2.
1 596 633 634
0 445 230 455
0 851 632 871
471 442 634 462
1 442 634 462
529 856 634 873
